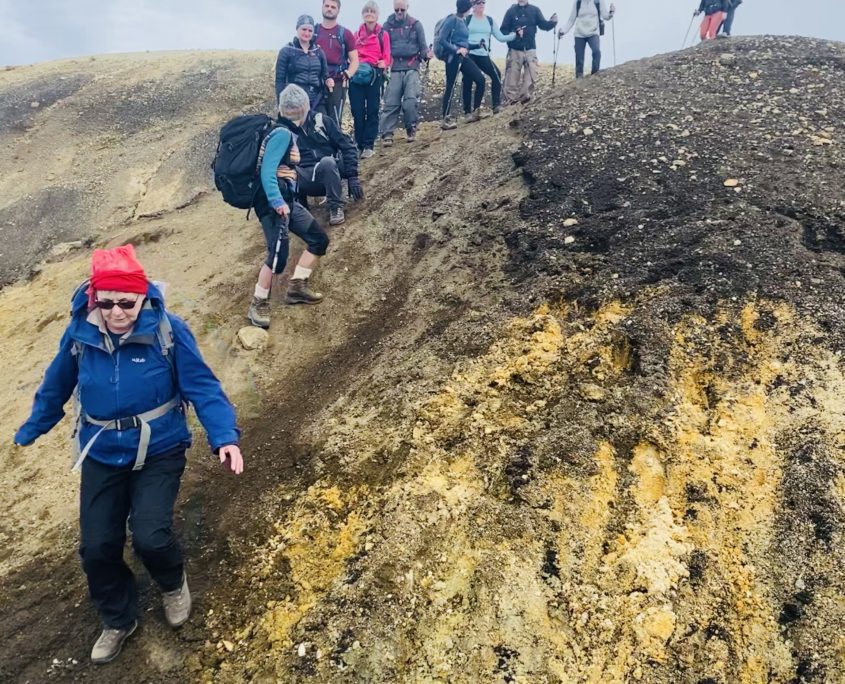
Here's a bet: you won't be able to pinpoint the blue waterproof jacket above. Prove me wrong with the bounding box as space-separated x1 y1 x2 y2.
15 283 240 467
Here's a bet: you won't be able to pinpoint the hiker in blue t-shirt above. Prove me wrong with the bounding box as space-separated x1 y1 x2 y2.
464 0 516 115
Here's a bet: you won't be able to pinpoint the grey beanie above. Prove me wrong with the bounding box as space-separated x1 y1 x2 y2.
296 14 316 29
278 84 310 120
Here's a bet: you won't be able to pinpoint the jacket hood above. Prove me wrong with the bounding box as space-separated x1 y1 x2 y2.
69 280 168 350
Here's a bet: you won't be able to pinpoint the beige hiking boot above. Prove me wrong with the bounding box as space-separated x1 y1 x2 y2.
285 279 324 305
91 620 137 664
247 296 271 329
162 574 192 628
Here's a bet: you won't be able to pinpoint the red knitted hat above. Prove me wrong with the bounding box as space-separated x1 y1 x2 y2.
89 244 148 294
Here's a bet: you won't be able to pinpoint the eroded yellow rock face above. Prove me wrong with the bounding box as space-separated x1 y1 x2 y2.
210 296 845 683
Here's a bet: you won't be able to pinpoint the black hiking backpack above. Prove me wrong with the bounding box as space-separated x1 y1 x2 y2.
211 114 277 210
576 0 605 36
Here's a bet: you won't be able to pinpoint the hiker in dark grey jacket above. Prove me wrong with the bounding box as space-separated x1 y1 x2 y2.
378 0 431 145
500 1 558 104
275 15 333 109
294 109 363 226
559 0 615 79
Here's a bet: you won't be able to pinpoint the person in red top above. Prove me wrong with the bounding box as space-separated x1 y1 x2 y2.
314 0 360 124
348 1 391 159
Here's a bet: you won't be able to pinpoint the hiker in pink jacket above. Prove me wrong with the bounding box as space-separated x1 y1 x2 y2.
349 1 392 159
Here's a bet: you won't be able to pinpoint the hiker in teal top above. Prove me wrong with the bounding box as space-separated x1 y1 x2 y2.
464 0 515 114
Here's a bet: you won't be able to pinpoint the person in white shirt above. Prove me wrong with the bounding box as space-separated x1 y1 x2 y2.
559 0 616 79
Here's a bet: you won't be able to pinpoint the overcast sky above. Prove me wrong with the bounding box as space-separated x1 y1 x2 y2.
1 0 843 68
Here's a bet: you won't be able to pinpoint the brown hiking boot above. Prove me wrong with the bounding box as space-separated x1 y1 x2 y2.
91 620 137 664
382 134 394 147
247 296 271 329
286 279 324 305
163 574 192 628
440 117 457 130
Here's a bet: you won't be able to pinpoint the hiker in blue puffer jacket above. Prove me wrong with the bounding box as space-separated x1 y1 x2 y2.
14 244 242 665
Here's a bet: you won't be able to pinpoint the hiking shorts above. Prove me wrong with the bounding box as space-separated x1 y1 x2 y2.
260 202 329 273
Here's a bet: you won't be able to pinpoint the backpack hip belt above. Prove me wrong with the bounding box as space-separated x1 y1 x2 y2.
73 396 183 472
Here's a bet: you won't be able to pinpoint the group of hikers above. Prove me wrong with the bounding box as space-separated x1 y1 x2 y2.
274 0 619 147
12 0 748 668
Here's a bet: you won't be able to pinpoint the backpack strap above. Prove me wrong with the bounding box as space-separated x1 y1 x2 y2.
69 304 183 472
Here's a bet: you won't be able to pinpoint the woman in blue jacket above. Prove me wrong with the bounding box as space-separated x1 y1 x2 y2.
438 0 486 129
14 244 243 664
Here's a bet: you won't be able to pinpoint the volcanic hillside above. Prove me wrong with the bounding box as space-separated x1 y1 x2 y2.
1 36 845 684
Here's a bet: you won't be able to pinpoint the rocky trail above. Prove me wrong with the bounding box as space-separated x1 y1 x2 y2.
1 36 844 684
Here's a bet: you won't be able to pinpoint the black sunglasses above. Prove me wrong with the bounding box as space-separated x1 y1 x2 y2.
96 299 138 310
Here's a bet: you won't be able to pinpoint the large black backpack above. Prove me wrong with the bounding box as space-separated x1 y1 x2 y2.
211 114 277 210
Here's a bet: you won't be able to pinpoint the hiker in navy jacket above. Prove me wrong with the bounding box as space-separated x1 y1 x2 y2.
275 14 334 109
15 245 242 665
438 0 487 130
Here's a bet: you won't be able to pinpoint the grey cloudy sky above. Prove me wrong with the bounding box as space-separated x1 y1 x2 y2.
1 1 843 68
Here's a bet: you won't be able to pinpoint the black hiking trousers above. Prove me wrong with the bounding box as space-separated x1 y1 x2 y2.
297 156 345 210
79 449 186 629
462 54 503 112
443 55 485 118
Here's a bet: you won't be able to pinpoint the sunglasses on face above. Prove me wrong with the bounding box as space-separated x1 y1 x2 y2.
96 299 138 311
395 8 407 12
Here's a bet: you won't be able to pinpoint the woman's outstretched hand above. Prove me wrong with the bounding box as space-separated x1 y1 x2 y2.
219 445 244 475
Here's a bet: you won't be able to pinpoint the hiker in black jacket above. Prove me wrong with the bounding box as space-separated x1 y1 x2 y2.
275 15 333 109
294 110 363 226
500 0 558 104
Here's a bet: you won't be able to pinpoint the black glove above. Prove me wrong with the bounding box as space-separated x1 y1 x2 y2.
348 176 364 201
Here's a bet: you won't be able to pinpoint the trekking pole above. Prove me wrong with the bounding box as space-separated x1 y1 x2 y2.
444 55 463 120
269 213 290 295
681 12 695 49
552 30 563 86
612 19 617 66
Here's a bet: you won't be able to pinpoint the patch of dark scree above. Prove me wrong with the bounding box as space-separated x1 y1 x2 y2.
0 187 91 285
0 74 93 135
506 37 845 351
